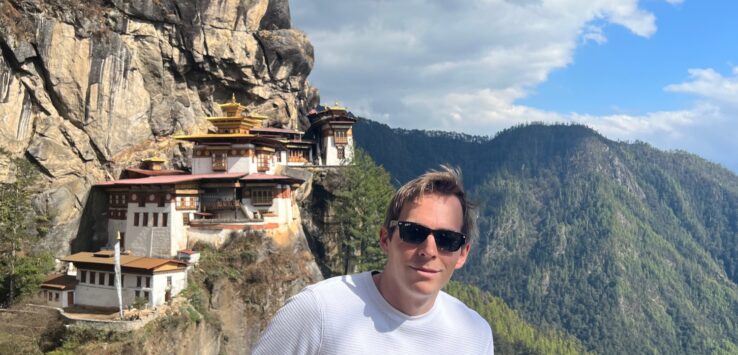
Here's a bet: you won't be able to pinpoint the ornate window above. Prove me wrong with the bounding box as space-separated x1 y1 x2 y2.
334 129 348 144
337 146 345 160
289 149 306 162
257 153 271 172
252 188 273 206
213 152 227 171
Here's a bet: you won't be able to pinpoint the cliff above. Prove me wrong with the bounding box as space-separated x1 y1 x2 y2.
0 0 319 256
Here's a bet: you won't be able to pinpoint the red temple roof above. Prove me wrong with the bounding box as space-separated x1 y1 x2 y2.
97 172 248 186
241 174 303 184
250 127 302 134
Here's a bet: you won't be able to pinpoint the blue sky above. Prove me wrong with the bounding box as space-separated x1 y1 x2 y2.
292 0 738 173
523 0 736 115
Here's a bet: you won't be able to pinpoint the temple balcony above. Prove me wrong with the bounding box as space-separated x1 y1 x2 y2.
201 199 240 211
212 161 227 171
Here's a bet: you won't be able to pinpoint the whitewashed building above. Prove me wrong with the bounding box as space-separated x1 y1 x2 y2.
40 274 78 308
53 251 188 309
95 97 354 258
307 104 357 166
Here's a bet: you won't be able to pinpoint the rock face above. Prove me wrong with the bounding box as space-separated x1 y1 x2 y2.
0 0 318 255
297 167 351 277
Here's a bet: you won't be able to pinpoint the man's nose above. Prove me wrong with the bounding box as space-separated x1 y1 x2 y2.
417 232 438 258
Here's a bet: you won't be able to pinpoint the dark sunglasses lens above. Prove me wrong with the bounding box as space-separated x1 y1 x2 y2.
398 222 430 244
433 231 465 252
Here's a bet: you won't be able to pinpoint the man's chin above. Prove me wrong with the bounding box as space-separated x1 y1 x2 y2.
407 279 443 297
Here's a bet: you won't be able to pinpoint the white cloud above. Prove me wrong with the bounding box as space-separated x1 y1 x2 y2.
293 0 664 126
665 67 738 108
581 25 608 44
292 1 738 170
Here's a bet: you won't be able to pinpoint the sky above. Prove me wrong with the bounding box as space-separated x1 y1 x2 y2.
291 0 738 173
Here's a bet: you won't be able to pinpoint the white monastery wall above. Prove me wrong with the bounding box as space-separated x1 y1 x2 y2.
192 157 213 174
228 155 251 173
41 289 72 308
125 202 178 257
323 136 354 166
75 270 120 308
171 211 188 255
151 272 187 306
73 269 185 308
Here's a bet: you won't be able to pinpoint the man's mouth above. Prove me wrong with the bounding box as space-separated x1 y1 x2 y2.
410 266 440 274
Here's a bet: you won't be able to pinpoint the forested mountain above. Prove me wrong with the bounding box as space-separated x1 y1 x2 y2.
354 119 738 354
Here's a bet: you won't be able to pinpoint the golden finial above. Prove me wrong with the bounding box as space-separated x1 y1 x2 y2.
231 93 237 104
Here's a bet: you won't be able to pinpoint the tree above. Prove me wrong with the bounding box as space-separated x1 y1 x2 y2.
0 149 52 306
333 148 395 274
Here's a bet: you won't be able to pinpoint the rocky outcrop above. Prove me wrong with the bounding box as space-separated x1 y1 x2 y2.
297 167 349 277
0 0 319 255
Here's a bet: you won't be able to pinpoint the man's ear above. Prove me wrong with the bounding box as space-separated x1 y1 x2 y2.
454 243 471 269
379 225 390 254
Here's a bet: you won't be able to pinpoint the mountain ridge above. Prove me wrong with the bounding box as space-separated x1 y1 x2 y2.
354 118 738 354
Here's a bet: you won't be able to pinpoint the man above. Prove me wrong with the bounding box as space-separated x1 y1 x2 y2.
253 166 494 354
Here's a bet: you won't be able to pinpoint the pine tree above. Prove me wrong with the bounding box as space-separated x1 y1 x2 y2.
0 150 51 306
333 148 395 274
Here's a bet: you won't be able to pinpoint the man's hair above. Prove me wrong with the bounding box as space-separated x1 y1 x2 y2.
383 165 478 246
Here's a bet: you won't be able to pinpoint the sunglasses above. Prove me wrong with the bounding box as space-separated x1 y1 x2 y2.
389 220 467 252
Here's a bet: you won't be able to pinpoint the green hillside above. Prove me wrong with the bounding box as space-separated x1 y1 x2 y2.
354 120 738 354
445 281 590 355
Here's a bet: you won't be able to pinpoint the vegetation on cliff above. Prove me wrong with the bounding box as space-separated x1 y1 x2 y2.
332 148 394 274
0 149 53 306
356 120 738 354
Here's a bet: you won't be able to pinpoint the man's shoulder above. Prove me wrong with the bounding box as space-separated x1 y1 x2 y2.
306 272 368 294
301 272 373 306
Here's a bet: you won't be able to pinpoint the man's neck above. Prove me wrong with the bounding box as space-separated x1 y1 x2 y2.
372 272 438 316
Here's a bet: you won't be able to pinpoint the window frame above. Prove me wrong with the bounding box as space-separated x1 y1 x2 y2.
251 188 273 206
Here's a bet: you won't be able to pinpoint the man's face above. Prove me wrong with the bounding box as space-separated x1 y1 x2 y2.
380 193 470 300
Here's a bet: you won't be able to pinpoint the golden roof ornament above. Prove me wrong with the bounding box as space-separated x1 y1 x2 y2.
327 101 347 111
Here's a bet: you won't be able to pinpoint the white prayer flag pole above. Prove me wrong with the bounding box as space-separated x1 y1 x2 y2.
114 231 124 319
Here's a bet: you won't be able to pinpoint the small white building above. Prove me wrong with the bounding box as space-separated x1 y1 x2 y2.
307 104 357 166
40 274 78 308
55 251 188 309
176 249 200 264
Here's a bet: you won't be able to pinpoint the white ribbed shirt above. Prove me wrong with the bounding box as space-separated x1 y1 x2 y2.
252 271 494 354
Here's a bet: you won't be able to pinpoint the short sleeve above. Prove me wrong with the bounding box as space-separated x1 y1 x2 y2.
251 288 323 355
